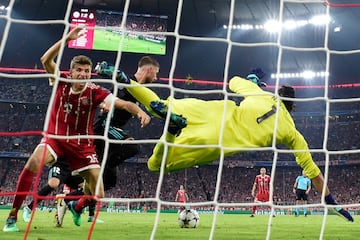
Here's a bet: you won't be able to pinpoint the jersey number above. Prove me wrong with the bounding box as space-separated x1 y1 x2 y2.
86 154 99 164
52 166 61 175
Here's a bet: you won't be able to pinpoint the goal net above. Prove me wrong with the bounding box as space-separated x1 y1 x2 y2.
0 0 359 239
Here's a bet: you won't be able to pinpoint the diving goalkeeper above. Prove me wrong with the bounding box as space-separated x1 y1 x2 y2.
96 65 354 222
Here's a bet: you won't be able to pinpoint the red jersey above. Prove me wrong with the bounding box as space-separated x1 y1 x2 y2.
41 75 111 172
48 75 110 138
63 184 71 194
176 190 187 203
254 174 270 195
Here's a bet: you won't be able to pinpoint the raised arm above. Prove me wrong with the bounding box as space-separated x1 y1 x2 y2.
40 26 84 84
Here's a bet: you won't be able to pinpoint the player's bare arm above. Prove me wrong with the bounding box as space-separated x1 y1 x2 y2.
112 98 151 128
40 26 84 84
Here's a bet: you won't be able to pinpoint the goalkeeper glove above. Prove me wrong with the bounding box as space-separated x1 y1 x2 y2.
94 61 130 84
116 70 130 84
94 61 114 78
246 68 267 87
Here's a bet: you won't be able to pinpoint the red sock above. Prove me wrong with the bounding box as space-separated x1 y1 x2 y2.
11 168 35 217
75 196 94 212
252 206 256 214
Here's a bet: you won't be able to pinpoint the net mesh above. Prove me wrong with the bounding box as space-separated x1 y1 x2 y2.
0 0 359 239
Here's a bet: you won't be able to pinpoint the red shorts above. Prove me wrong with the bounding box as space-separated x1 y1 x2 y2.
255 193 270 202
39 137 100 174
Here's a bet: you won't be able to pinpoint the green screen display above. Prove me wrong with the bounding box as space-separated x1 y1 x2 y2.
69 9 167 55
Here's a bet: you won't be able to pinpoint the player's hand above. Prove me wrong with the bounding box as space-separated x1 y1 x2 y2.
66 25 85 42
95 61 114 78
94 61 108 74
94 61 130 84
137 112 151 128
116 70 130 84
99 102 110 113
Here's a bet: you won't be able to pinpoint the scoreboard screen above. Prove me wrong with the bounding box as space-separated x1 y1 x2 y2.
69 9 168 55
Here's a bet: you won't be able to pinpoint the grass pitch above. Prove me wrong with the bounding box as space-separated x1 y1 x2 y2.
0 210 358 240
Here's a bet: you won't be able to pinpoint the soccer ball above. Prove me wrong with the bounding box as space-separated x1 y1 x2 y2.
178 209 200 228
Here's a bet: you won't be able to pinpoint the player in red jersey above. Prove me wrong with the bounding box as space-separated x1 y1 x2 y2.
3 26 151 232
175 185 189 213
250 167 272 217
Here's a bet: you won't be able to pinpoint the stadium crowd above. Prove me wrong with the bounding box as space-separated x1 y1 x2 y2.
1 76 360 211
1 160 360 211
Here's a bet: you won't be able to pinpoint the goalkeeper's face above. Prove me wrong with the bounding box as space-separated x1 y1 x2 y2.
70 63 92 91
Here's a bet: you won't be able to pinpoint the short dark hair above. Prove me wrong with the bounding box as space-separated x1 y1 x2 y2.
70 55 92 69
278 85 295 112
138 56 159 68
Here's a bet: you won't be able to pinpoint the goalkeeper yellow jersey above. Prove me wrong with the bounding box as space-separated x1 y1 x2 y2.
126 77 321 179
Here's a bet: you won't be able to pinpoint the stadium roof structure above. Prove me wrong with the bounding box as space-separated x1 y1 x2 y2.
2 0 360 86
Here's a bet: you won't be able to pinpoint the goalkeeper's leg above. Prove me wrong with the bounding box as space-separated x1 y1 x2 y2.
311 174 354 222
325 194 354 222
